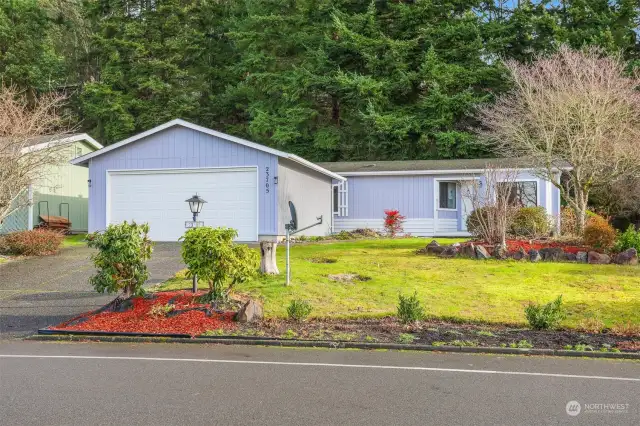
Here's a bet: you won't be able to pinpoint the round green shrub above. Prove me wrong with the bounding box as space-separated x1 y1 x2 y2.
510 206 551 238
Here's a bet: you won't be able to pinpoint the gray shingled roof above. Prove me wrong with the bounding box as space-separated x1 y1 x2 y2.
315 158 548 173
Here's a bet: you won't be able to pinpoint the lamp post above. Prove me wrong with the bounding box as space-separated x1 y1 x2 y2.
185 194 206 293
186 194 206 222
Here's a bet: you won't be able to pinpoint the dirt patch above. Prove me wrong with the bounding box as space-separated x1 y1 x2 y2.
308 257 338 264
232 318 639 352
327 273 372 283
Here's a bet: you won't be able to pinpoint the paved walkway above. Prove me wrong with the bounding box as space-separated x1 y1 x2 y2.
0 243 184 337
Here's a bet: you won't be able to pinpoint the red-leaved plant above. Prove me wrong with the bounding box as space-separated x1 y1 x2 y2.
383 209 405 237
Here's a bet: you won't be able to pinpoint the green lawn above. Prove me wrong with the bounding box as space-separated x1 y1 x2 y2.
62 233 87 248
160 238 640 329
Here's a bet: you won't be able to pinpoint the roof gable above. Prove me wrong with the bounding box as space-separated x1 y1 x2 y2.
71 119 344 181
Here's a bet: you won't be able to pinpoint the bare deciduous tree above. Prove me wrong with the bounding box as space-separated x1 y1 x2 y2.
462 166 520 249
477 46 640 233
0 86 72 225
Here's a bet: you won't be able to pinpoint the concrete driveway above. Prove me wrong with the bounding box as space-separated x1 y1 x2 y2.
0 243 184 338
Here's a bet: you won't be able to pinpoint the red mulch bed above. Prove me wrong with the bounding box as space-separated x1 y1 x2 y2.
474 239 591 255
51 291 236 337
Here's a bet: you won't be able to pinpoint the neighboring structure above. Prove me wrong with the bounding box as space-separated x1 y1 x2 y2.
71 119 345 242
316 159 563 237
0 134 103 234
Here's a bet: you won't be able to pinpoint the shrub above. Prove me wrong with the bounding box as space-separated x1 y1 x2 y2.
560 207 579 236
287 299 312 321
510 207 551 238
614 225 640 253
383 209 405 237
397 292 424 324
524 296 566 330
583 215 616 249
87 222 153 297
1 229 64 256
180 227 259 301
466 207 495 239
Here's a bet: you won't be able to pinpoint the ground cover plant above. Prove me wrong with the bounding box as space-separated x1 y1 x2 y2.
62 234 87 248
1 229 64 256
160 238 640 329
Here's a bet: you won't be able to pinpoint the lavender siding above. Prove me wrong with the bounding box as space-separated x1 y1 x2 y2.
334 171 559 235
88 126 279 235
344 175 435 219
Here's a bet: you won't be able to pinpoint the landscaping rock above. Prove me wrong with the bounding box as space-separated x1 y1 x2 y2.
613 248 638 265
529 249 542 262
588 251 611 265
475 245 491 259
426 240 446 255
439 246 458 258
235 299 263 323
512 247 527 261
459 243 476 258
539 247 564 262
494 246 508 260
563 252 577 262
576 251 588 263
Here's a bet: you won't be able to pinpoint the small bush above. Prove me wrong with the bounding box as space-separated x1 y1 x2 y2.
397 292 424 324
560 207 579 236
466 207 493 239
397 333 416 344
87 221 153 297
524 296 566 330
510 207 551 238
2 229 64 256
614 225 640 253
180 227 259 301
383 209 406 237
149 303 175 318
287 299 312 321
583 215 616 249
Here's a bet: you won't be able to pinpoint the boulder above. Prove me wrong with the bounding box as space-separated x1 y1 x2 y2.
563 252 577 262
576 251 588 263
613 248 638 265
494 245 508 260
588 251 611 265
529 249 542 262
235 299 264 323
475 245 491 259
512 247 527 261
439 246 459 258
459 243 476 258
539 247 564 262
426 240 446 255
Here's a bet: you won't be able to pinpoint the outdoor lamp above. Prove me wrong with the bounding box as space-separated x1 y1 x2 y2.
186 194 207 221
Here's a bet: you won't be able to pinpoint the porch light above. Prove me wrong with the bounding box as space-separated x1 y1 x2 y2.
185 194 206 221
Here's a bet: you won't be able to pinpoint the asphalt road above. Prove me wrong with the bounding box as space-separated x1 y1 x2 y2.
1 341 638 425
0 243 184 337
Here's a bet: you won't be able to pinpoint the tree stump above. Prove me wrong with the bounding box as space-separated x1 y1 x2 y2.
260 241 279 274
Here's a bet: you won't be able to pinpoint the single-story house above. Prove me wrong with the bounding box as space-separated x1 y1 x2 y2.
0 134 103 234
72 119 563 241
316 159 562 237
71 119 345 241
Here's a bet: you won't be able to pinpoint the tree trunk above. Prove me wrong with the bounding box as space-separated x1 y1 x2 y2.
260 241 279 275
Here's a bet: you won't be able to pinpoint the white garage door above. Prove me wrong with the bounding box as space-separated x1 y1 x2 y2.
108 167 258 242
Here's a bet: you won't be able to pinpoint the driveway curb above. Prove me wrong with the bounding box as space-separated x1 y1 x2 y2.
29 330 640 360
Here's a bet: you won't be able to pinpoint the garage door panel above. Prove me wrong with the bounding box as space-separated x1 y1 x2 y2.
108 168 258 241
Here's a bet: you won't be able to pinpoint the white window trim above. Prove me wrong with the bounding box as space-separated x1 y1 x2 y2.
335 180 348 217
436 180 458 211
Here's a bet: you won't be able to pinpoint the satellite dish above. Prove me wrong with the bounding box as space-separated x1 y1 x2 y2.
288 201 298 231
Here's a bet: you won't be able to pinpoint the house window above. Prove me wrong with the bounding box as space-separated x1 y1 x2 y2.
334 181 348 216
439 182 457 210
75 146 82 158
499 181 538 207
